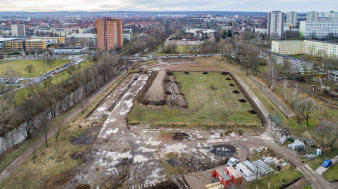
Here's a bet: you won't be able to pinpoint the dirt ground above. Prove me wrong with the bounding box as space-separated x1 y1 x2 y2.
54 58 333 189
142 70 167 105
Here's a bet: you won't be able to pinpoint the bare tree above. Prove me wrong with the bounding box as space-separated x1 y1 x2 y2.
43 53 55 68
293 83 298 103
315 123 338 151
266 61 279 90
40 116 49 147
282 80 289 104
24 64 34 76
54 116 64 142
32 143 37 163
294 97 317 127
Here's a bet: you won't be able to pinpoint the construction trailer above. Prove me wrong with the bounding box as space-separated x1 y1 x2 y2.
236 161 257 182
212 168 233 188
225 166 242 185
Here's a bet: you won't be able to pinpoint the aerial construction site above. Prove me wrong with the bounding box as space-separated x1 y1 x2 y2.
1 57 335 189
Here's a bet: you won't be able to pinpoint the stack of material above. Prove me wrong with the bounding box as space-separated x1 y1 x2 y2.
288 139 305 150
205 182 224 189
263 157 275 166
303 154 317 160
252 160 274 176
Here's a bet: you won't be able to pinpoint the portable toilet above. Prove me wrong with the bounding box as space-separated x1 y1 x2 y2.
317 149 322 156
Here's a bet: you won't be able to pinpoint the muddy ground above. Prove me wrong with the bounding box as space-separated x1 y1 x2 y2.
57 59 304 189
59 70 269 189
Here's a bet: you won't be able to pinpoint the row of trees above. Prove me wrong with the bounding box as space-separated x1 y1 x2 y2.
0 55 131 144
122 27 175 55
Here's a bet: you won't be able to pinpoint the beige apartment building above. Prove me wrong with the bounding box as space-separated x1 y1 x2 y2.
271 40 337 59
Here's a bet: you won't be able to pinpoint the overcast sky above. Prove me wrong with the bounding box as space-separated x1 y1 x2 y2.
0 0 336 12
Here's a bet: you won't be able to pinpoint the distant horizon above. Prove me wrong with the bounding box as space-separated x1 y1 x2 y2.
0 0 335 12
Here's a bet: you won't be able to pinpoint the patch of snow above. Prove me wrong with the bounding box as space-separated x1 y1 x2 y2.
145 140 161 146
230 132 237 137
165 143 187 153
139 147 156 153
134 155 149 163
97 107 106 112
206 138 224 143
209 132 221 139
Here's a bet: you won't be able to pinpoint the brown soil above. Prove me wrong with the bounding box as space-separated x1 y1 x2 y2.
232 90 240 94
144 181 180 189
172 132 190 140
45 171 75 189
161 63 224 72
75 184 90 189
166 73 188 109
142 70 168 105
71 151 85 160
238 99 247 103
162 58 197 64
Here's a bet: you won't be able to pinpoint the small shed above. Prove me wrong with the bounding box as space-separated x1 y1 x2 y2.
225 166 242 185
236 160 257 182
212 168 233 188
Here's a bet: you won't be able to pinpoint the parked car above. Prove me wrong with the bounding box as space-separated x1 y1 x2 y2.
322 159 333 168
227 157 240 167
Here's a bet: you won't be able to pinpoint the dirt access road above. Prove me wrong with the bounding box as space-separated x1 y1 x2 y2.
0 71 127 183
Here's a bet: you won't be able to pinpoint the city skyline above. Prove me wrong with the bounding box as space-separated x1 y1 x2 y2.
0 0 336 12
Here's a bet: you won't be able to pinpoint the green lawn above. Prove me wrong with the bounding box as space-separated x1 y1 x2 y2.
11 60 95 105
323 163 338 181
247 167 303 189
128 72 262 128
0 59 70 77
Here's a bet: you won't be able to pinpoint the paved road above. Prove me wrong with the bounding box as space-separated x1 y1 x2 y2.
0 72 127 183
316 154 338 175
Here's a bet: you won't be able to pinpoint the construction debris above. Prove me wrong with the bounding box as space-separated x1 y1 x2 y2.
252 160 274 176
288 139 305 150
303 154 317 160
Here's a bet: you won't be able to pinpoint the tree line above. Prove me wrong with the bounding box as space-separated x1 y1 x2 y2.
0 55 132 145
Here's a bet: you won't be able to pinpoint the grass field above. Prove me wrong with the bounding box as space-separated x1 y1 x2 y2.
247 167 303 189
323 163 338 181
128 72 262 128
0 59 70 77
11 60 95 105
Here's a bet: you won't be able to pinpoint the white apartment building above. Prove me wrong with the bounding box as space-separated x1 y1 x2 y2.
287 11 298 28
268 11 284 39
304 40 337 58
307 11 318 21
271 40 304 55
302 20 338 39
328 70 338 82
271 40 337 59
11 24 25 36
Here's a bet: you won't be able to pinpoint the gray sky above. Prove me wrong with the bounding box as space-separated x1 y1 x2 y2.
0 0 336 12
